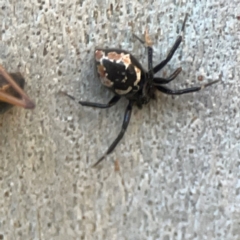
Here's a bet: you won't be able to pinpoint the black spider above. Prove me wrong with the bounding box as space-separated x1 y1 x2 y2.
64 14 219 167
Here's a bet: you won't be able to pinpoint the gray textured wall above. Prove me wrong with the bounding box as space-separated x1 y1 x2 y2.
0 0 239 239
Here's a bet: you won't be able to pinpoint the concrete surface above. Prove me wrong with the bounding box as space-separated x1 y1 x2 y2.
0 0 240 239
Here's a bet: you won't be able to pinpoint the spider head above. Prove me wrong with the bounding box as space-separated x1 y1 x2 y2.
134 79 156 109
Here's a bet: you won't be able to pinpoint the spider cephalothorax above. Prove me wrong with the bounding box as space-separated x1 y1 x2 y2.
64 14 219 166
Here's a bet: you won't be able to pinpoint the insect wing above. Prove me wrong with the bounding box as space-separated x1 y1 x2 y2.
0 65 35 111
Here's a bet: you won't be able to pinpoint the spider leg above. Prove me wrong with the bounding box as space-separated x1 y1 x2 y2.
93 101 133 167
133 30 154 79
145 28 154 81
153 67 182 84
153 14 188 74
133 34 145 44
155 80 219 95
62 92 121 109
134 28 155 99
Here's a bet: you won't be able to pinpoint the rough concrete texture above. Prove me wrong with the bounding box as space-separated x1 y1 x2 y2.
0 0 239 239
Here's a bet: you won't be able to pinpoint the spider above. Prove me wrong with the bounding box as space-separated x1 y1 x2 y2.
0 65 35 114
64 14 219 167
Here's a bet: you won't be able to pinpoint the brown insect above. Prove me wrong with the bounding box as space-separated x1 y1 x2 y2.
0 64 35 114
114 159 120 172
197 75 204 81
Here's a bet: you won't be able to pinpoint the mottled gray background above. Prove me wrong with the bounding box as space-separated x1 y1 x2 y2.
0 0 239 239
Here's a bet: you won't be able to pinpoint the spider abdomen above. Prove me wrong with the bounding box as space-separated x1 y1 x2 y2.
95 49 142 96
